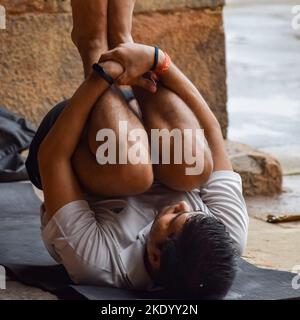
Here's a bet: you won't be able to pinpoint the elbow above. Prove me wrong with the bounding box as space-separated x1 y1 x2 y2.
240 217 249 255
234 218 249 256
235 234 248 257
199 144 214 185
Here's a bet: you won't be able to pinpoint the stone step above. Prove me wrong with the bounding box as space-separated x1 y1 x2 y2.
2 0 225 15
227 140 282 196
0 3 227 136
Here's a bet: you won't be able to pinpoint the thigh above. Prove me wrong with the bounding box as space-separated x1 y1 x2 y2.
133 85 212 191
72 88 153 196
134 84 200 133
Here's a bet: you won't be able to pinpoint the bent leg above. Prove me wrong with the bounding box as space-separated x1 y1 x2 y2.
71 0 152 197
72 89 153 197
133 85 213 192
107 0 141 118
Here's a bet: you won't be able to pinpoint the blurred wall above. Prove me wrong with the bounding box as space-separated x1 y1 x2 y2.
0 0 227 136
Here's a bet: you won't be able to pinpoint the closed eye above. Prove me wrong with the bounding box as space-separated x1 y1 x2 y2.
112 207 124 214
169 212 186 227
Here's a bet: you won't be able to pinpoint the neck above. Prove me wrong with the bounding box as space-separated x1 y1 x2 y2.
143 246 157 282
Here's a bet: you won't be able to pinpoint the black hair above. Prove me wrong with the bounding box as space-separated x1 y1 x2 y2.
158 214 238 299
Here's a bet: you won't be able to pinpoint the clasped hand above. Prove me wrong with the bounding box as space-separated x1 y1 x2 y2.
99 43 160 92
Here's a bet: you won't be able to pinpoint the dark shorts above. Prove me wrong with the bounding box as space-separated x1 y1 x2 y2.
25 100 68 190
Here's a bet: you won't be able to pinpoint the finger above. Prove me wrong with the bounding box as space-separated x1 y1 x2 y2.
144 71 158 82
150 72 159 83
135 77 157 93
116 73 130 86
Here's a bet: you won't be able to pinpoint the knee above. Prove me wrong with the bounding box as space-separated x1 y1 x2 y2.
117 163 154 195
156 145 213 192
72 144 154 197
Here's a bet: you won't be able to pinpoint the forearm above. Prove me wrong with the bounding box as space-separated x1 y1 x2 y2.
159 59 219 130
159 57 232 170
39 62 122 162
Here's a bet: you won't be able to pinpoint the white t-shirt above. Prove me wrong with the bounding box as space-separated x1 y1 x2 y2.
41 170 249 290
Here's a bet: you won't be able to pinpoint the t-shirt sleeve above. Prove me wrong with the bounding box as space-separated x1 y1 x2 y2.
200 171 249 255
41 200 110 284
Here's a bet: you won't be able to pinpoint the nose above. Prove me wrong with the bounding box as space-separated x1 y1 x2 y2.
176 201 190 213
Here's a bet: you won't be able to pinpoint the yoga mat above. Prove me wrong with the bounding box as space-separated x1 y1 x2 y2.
0 182 299 300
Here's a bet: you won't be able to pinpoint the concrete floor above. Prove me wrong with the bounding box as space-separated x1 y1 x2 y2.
224 0 300 175
0 280 57 300
224 0 300 279
245 176 300 272
224 5 300 284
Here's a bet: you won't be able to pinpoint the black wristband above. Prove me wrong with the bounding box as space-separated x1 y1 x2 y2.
92 63 114 86
150 46 159 71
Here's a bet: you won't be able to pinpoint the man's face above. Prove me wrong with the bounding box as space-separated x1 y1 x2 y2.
146 201 195 271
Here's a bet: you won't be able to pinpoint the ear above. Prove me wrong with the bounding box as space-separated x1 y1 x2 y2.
148 246 161 271
175 201 190 213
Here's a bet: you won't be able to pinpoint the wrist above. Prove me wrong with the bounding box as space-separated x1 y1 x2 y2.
157 49 165 71
99 61 124 80
89 61 124 87
153 50 171 77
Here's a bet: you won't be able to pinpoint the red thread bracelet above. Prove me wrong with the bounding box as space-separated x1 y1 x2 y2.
154 52 171 76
